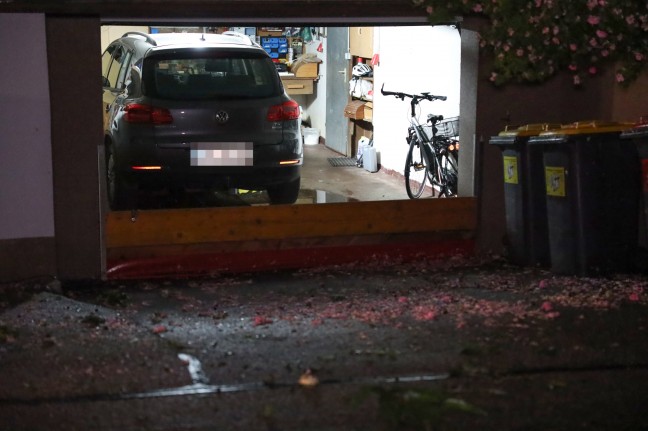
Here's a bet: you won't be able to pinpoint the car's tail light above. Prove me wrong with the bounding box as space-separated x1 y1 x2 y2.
266 100 300 121
123 104 173 124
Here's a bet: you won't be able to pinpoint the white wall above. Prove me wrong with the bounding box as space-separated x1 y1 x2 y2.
373 26 461 174
293 35 328 139
0 14 55 240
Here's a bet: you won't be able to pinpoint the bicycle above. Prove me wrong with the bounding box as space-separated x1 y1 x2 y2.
381 84 459 199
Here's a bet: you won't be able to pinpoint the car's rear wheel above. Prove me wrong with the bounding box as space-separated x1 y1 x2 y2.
267 177 301 205
106 145 137 210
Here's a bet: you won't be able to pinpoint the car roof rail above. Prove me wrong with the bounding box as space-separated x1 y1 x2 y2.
122 31 157 46
221 31 253 45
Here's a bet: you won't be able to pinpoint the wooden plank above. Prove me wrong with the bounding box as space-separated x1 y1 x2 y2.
0 0 424 21
107 231 473 261
106 198 477 248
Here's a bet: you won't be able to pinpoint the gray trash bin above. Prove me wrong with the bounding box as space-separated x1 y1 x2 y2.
528 121 639 275
490 124 560 267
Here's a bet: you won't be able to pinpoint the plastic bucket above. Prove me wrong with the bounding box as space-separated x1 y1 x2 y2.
303 128 319 146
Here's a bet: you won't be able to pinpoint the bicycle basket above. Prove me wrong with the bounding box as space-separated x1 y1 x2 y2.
437 116 459 138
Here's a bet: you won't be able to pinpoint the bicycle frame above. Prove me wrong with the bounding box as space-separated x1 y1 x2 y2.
381 84 458 198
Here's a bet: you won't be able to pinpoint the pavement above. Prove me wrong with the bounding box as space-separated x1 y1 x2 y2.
1 255 648 430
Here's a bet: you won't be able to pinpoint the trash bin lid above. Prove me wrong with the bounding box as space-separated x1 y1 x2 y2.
540 120 634 136
621 118 648 139
497 123 562 137
491 123 562 146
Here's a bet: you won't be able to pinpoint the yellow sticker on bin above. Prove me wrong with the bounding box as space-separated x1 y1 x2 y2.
545 166 566 197
503 156 518 184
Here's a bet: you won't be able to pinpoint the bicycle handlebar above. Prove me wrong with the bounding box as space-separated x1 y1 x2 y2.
380 84 447 102
381 84 447 118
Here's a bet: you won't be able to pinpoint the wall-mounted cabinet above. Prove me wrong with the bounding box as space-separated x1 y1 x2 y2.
281 77 314 95
349 27 374 59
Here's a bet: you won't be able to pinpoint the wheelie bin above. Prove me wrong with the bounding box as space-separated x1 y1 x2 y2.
621 119 648 250
528 121 639 275
490 124 560 266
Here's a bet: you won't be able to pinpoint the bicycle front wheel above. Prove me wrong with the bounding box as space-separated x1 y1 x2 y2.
404 138 428 199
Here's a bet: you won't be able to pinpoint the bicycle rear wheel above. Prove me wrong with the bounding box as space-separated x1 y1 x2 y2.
404 138 428 199
428 151 458 197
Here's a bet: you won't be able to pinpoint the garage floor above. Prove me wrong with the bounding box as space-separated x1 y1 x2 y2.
299 143 409 203
132 142 409 209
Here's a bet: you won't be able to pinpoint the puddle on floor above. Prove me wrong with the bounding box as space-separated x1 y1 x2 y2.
125 188 358 209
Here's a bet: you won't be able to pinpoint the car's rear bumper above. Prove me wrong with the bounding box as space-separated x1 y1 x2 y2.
123 165 301 191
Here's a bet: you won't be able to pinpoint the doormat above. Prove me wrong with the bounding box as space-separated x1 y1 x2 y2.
328 157 357 167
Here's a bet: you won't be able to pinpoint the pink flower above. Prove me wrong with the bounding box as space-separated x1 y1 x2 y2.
596 29 608 38
601 49 609 57
553 26 560 35
590 38 598 47
587 15 600 25
516 48 524 57
253 316 273 326
473 3 483 12
538 279 548 289
489 72 498 82
569 43 578 52
541 301 553 312
568 63 578 71
152 325 167 334
629 292 640 302
589 66 597 74
426 5 434 14
626 15 636 25
508 27 515 36
542 26 550 34
573 75 582 85
552 37 560 45
636 52 645 61
616 73 625 83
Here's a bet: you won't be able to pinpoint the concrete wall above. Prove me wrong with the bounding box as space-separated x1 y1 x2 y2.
0 14 56 280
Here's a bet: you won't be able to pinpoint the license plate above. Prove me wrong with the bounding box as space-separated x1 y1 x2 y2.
190 142 253 166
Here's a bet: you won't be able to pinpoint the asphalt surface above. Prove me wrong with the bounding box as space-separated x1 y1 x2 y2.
1 256 648 430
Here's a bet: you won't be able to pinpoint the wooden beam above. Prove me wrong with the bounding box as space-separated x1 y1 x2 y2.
0 0 426 22
106 198 477 248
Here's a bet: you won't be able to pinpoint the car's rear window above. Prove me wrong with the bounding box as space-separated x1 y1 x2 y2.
142 50 282 100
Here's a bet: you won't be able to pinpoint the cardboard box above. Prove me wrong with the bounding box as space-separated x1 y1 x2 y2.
363 102 373 122
344 100 366 120
292 62 319 78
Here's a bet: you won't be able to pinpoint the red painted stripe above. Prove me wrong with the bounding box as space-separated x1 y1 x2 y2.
106 239 475 280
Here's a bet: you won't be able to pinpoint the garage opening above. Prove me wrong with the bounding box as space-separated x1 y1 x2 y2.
101 24 472 208
99 21 479 278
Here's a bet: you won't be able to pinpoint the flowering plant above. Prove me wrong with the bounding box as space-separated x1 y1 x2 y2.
413 0 648 86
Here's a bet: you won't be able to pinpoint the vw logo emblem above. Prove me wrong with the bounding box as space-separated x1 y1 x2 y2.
214 111 229 124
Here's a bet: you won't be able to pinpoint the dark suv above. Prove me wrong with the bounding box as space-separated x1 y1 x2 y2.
101 31 303 209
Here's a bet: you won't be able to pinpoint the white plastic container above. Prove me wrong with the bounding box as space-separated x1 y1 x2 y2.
303 128 319 146
363 147 378 172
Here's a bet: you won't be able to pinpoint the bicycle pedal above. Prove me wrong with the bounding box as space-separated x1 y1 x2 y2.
413 163 425 170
